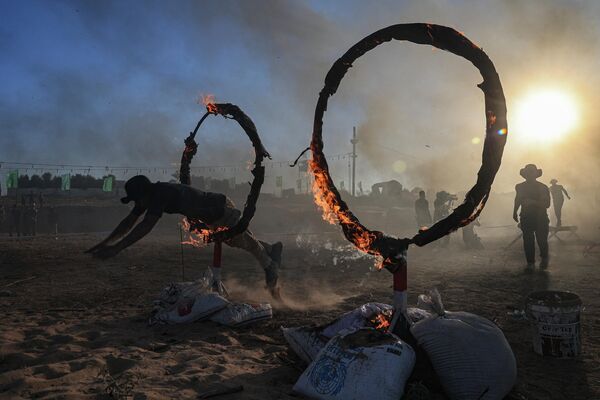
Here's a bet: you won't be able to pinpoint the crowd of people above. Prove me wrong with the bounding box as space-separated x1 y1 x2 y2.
0 192 57 237
413 164 572 269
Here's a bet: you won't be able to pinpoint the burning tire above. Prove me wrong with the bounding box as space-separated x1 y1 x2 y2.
309 23 507 268
180 101 271 244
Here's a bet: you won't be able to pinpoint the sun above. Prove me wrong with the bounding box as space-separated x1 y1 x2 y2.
512 88 579 144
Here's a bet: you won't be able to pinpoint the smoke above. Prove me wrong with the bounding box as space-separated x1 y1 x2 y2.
1 0 600 202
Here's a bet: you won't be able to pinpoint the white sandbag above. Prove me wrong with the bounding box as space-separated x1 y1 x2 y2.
321 302 392 338
282 326 326 364
149 277 229 325
406 306 432 324
293 328 415 400
410 292 516 400
282 302 392 364
210 303 272 327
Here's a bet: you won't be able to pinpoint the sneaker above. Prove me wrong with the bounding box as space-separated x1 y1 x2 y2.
539 258 549 269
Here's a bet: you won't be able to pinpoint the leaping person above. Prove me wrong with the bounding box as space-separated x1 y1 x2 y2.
86 175 283 298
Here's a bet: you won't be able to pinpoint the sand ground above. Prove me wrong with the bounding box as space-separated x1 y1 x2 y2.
0 231 599 399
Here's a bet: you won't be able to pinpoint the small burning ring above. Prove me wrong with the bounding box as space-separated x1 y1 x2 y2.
310 23 507 265
180 103 271 243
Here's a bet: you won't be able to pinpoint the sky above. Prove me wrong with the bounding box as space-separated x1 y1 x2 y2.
1 0 600 194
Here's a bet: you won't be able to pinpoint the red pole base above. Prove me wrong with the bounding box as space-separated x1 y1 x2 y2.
212 241 223 268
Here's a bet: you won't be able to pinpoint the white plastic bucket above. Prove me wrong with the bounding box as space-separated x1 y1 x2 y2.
526 290 582 357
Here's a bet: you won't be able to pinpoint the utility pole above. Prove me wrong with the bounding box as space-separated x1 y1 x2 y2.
351 126 358 197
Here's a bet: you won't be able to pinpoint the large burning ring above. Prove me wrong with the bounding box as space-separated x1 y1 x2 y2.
310 23 507 268
180 102 270 243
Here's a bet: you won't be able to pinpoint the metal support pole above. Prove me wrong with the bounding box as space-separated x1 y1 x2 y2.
388 250 409 338
211 241 227 296
179 225 185 281
351 126 358 197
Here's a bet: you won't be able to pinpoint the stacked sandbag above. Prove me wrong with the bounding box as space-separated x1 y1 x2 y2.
149 268 228 325
282 303 392 363
293 328 415 400
210 303 272 327
149 279 229 325
410 290 517 400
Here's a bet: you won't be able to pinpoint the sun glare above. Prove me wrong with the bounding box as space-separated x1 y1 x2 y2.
513 89 579 144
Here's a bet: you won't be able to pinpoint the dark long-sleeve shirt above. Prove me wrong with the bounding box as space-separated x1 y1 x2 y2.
515 181 550 218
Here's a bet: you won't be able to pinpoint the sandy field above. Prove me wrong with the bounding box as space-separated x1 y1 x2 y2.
1 230 599 399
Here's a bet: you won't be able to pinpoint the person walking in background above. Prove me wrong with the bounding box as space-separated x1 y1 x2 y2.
513 164 550 270
462 218 484 249
434 191 456 246
414 190 432 230
549 179 571 227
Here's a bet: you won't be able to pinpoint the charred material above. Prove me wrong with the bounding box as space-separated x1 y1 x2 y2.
310 23 507 264
180 102 271 243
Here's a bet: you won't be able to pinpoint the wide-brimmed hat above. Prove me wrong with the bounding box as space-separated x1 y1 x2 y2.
550 178 558 184
520 164 542 179
120 175 152 204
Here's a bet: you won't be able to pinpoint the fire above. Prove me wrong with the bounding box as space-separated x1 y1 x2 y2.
180 218 227 247
371 313 391 331
199 94 219 114
309 158 379 256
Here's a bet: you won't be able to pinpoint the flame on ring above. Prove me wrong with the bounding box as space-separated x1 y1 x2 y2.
181 218 227 247
199 94 219 114
309 158 380 257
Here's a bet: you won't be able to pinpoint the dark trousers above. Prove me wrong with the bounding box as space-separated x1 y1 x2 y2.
521 214 549 264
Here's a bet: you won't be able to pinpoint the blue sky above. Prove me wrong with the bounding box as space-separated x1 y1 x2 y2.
2 0 599 193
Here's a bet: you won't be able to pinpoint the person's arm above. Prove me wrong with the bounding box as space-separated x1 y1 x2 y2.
563 186 571 200
542 186 551 209
513 186 521 222
85 212 140 253
93 214 160 259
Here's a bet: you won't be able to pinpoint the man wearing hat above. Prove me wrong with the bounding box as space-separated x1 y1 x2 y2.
513 164 551 269
549 179 571 227
86 175 283 297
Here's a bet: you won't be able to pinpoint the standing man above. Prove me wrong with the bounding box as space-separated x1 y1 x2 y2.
86 175 283 298
414 190 432 229
549 179 571 227
513 164 550 270
433 191 456 246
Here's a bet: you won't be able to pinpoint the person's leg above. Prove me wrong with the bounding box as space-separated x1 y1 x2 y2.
521 217 536 268
211 202 272 268
225 230 282 298
537 218 550 268
225 230 272 269
556 200 563 227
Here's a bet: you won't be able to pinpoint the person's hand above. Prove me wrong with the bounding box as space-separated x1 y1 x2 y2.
513 214 519 223
92 245 120 260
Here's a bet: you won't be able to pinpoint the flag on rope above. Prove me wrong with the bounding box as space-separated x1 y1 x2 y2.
6 170 18 189
102 175 114 192
275 176 283 188
61 174 71 191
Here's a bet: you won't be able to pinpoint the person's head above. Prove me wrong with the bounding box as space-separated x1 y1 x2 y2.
550 178 558 185
419 190 426 199
121 175 153 205
519 164 542 182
